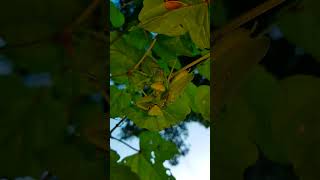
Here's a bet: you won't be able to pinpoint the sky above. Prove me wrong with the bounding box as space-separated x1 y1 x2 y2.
110 118 210 180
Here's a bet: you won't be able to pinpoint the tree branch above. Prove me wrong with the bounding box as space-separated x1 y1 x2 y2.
214 0 286 40
66 0 102 32
132 37 157 70
111 136 140 152
170 53 210 80
110 116 127 134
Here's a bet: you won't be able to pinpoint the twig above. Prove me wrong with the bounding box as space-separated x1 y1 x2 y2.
170 53 210 80
132 38 157 70
214 0 286 40
111 136 140 152
133 70 151 77
110 116 127 134
66 0 102 32
167 59 178 81
121 0 135 8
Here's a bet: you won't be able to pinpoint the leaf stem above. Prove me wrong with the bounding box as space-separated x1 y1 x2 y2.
214 0 286 40
66 0 102 32
132 38 157 70
133 70 150 77
110 116 127 134
111 136 140 152
170 53 210 80
167 59 178 81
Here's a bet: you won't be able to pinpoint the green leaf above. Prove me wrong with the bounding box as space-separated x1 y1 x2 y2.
139 132 178 162
154 35 195 57
71 98 106 150
110 86 132 118
277 0 320 61
271 75 320 180
194 85 210 121
197 59 210 80
185 82 199 113
127 92 191 131
110 1 125 28
123 28 151 50
0 86 68 177
138 0 210 49
44 145 106 180
212 28 270 118
213 95 258 180
110 32 144 84
0 0 88 44
239 66 288 163
111 150 140 180
122 132 177 180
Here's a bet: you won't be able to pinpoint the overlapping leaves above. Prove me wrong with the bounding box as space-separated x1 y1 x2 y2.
278 0 320 61
122 132 178 180
138 0 210 49
216 65 320 180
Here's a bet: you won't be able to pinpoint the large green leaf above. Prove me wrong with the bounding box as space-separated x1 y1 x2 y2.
271 75 320 180
127 92 191 131
197 59 210 80
185 82 199 113
239 66 288 163
0 85 68 177
110 1 125 28
194 85 210 121
110 32 144 84
122 132 178 180
138 0 210 49
212 28 270 118
277 0 320 61
213 95 258 180
153 34 196 57
0 0 88 44
110 86 132 118
123 28 151 50
110 150 140 180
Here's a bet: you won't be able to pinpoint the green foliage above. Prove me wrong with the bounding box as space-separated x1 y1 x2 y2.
194 85 210 120
110 0 210 179
216 63 320 179
138 0 210 49
213 28 270 118
213 95 258 180
212 0 320 178
110 86 132 118
197 59 210 80
122 132 178 180
0 0 89 44
0 0 107 178
110 1 125 28
278 0 320 61
111 150 140 180
272 76 320 180
127 92 191 131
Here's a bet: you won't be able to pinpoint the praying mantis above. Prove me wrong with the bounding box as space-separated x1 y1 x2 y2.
134 68 193 116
